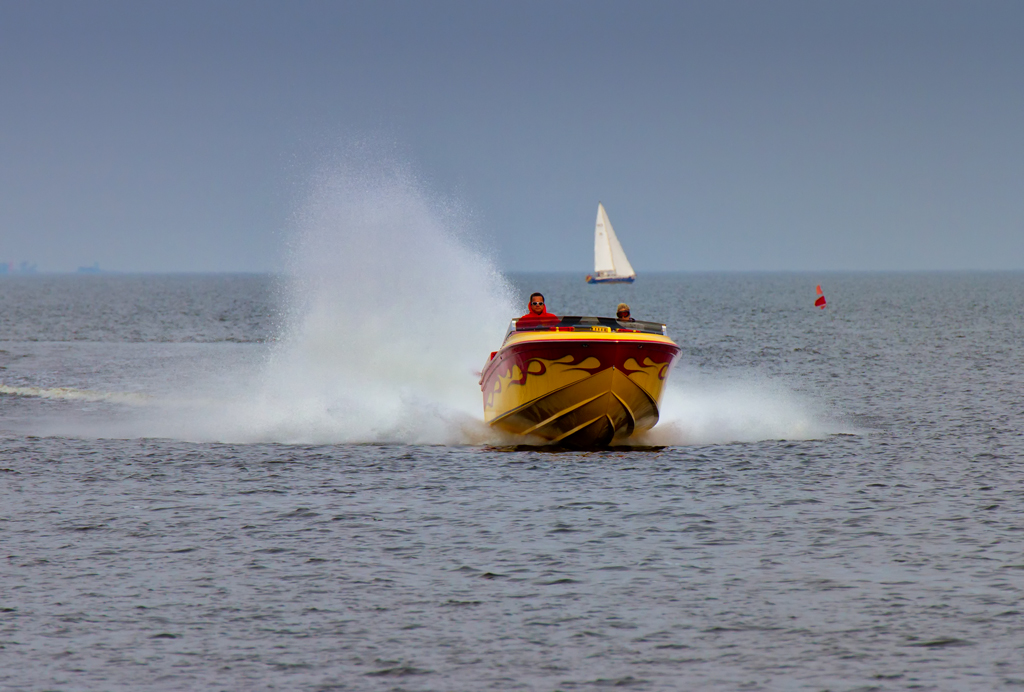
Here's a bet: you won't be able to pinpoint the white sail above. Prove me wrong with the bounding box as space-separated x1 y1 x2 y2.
593 203 635 279
594 203 615 274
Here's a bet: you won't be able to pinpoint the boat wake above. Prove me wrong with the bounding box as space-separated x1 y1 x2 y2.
0 385 152 405
8 368 841 447
638 371 845 446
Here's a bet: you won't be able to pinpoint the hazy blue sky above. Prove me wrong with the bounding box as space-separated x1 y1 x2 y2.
2 1 1022 273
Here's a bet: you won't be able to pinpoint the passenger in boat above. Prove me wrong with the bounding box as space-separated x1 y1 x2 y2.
616 303 636 322
517 292 560 329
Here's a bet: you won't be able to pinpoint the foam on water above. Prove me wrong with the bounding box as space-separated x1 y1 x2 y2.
0 385 152 406
638 369 843 446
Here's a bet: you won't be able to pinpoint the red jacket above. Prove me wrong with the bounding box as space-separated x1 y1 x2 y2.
517 309 560 329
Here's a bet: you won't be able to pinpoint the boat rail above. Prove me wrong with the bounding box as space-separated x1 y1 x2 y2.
506 315 667 340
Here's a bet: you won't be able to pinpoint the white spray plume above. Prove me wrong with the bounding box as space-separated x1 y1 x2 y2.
215 154 516 444
29 152 517 444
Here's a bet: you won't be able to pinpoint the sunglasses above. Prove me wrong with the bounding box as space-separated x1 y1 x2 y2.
531 301 544 306
617 311 630 316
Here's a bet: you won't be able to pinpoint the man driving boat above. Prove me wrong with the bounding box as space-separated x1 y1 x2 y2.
516 292 560 329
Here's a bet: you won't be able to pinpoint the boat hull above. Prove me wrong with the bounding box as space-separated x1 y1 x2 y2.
586 275 635 284
481 331 679 447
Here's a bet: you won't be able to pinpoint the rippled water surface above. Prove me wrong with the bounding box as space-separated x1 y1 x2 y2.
2 272 1024 691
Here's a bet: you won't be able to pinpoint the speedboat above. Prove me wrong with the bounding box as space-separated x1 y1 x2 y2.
480 316 680 446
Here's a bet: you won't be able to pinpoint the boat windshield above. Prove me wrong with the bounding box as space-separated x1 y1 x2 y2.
507 315 667 338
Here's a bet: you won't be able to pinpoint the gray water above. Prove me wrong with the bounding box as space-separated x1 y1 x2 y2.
2 272 1024 691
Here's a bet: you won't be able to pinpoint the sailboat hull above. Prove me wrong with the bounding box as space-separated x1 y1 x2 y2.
586 275 635 284
481 328 679 447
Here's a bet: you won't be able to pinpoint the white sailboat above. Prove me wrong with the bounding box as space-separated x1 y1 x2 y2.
585 202 636 284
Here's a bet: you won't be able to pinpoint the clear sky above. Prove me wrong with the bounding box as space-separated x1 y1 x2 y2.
2 0 1022 273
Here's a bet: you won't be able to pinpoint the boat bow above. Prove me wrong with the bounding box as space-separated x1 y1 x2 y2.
481 316 679 446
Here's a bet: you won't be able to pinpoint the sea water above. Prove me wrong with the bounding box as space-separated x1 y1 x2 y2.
4 271 1023 691
2 171 1024 690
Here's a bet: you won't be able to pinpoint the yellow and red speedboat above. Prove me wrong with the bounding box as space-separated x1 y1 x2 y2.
480 316 680 447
